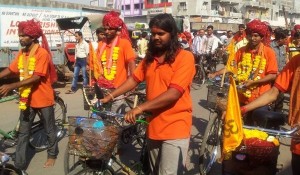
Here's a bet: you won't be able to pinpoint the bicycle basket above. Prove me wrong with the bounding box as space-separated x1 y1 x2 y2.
67 116 121 159
206 84 229 110
234 137 279 166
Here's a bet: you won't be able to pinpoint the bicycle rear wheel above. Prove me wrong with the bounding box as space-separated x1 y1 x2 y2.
0 163 22 175
29 96 66 152
199 112 222 175
192 64 206 90
64 145 115 175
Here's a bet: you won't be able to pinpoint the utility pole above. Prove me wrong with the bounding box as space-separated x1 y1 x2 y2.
282 5 289 29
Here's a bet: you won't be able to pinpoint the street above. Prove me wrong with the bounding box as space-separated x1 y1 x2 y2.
0 81 293 175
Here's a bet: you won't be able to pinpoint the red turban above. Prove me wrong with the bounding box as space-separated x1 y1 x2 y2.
18 19 43 39
246 19 271 45
294 24 300 30
102 11 130 42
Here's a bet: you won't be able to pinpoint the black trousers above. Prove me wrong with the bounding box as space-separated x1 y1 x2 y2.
292 153 300 175
15 106 58 170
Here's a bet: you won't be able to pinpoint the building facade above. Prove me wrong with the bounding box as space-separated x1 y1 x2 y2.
117 0 300 31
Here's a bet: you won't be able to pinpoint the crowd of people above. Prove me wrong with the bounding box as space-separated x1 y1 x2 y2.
1 9 300 175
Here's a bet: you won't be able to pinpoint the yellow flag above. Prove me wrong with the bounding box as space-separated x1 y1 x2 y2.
225 40 237 74
222 76 243 158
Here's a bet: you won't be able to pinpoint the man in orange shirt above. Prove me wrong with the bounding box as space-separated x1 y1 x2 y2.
100 14 195 174
209 19 278 124
0 19 58 173
241 54 300 175
96 11 136 89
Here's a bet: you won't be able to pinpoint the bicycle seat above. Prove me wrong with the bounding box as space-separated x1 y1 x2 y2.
252 109 286 130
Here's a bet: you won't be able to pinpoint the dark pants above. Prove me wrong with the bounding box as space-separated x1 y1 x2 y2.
15 106 58 170
292 153 300 175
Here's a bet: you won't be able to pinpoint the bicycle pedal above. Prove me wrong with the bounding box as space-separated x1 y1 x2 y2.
3 139 17 147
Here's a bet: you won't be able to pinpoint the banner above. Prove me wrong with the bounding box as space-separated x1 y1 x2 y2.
222 76 244 158
0 6 99 48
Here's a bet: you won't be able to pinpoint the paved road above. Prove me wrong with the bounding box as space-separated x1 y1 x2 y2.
0 81 293 175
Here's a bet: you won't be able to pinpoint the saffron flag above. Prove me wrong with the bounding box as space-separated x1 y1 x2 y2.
222 75 243 158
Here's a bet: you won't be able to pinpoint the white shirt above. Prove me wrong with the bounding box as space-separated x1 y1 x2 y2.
192 35 207 55
75 40 89 58
205 34 221 54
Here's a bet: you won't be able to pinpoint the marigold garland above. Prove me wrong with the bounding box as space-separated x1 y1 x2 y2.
236 53 266 98
18 55 36 110
101 47 119 81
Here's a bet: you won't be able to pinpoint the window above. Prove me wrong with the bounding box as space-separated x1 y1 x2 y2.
125 5 130 10
161 0 168 2
179 2 187 10
148 0 154 4
121 5 124 10
134 4 140 9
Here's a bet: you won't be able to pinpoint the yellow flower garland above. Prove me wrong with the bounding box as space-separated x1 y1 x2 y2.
236 53 266 98
18 55 36 110
101 47 119 81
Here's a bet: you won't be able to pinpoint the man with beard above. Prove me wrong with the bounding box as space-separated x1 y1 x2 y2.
99 13 195 174
0 19 58 174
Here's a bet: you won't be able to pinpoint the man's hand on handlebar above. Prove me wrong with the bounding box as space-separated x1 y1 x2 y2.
125 107 143 124
0 84 15 97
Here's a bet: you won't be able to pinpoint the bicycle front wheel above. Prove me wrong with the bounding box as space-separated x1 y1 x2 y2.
0 163 22 175
29 96 66 152
64 145 115 175
199 112 222 175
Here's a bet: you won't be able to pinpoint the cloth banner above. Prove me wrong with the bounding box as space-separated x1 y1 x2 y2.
222 75 243 158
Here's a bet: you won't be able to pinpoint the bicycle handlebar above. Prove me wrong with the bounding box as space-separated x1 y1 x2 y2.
243 124 300 138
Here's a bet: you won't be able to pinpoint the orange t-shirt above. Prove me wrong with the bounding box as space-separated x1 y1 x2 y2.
9 47 54 108
98 38 136 88
273 55 300 154
132 49 195 140
235 46 278 104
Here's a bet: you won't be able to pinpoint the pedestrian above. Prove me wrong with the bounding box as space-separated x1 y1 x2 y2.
220 31 228 45
0 19 58 174
89 27 105 81
137 31 148 59
270 27 288 72
99 13 195 174
66 31 89 94
269 27 289 112
287 31 300 60
241 53 300 175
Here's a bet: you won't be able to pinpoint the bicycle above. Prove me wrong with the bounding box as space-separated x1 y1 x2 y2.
192 53 219 90
115 85 147 146
64 108 149 175
0 90 67 152
199 83 299 175
0 152 22 175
